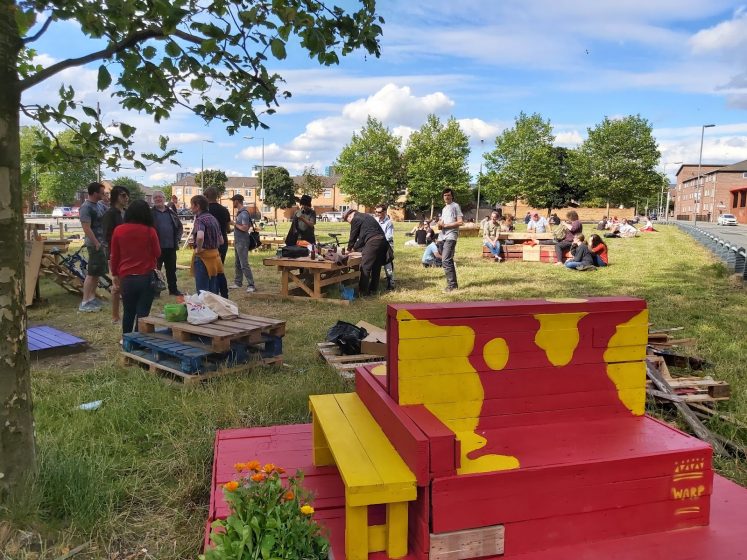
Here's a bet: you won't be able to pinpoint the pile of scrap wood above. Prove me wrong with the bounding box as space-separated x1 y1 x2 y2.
317 320 386 378
646 328 745 459
646 328 727 404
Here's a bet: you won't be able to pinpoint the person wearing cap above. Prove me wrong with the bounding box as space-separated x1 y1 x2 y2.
344 208 389 296
527 212 548 234
228 194 257 293
293 194 316 244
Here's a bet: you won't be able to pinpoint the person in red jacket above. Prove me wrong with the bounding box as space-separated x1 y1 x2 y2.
110 199 161 334
589 234 609 267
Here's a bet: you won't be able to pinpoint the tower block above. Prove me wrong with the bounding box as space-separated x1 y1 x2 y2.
209 297 747 559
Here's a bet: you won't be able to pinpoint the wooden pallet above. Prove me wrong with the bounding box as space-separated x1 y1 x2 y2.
122 349 282 384
317 341 385 379
646 356 730 403
138 313 285 352
28 325 87 357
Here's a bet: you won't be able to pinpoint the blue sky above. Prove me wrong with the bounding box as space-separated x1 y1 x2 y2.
20 0 747 185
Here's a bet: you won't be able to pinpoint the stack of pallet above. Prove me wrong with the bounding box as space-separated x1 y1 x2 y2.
646 330 729 405
122 313 285 384
482 244 559 262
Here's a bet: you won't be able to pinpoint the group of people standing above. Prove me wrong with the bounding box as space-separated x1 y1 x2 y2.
78 182 258 335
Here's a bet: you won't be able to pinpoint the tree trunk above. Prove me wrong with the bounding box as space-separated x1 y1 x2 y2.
0 5 35 500
513 197 518 218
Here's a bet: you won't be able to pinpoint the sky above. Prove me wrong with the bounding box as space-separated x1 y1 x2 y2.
19 0 747 186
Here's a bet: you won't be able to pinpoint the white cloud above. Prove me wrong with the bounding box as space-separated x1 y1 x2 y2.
148 172 174 182
690 8 747 53
457 118 502 142
555 131 584 147
341 84 453 126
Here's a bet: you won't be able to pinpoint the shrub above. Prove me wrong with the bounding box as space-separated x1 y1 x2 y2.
201 461 329 560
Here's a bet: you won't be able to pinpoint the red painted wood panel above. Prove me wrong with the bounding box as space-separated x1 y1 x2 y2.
433 470 713 529
387 310 400 401
387 296 646 321
354 367 430 486
503 496 710 556
402 405 459 476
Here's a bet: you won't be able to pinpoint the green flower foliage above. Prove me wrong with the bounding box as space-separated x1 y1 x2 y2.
202 466 329 560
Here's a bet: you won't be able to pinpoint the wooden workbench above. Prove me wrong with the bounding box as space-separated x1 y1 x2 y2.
262 254 361 300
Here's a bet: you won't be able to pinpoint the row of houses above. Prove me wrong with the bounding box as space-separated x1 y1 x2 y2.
171 174 361 220
674 160 747 224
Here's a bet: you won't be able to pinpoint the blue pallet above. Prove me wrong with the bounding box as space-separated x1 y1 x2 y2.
123 332 283 374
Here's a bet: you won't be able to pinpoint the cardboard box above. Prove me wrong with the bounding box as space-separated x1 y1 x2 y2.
356 320 387 357
523 245 541 262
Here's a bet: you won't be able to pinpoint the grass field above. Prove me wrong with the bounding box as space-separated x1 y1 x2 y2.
2 222 746 559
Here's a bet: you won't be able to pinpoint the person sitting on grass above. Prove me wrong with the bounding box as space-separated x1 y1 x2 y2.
406 220 431 247
618 219 638 238
564 234 596 271
422 240 444 268
640 217 656 232
589 234 608 267
482 210 503 262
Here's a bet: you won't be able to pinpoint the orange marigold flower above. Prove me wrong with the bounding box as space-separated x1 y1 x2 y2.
250 472 266 483
234 462 246 472
263 463 276 473
275 467 286 474
300 505 315 516
223 481 240 492
246 460 261 472
284 490 295 501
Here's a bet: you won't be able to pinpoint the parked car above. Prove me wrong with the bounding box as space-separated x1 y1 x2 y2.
51 206 73 218
177 208 194 220
70 207 80 218
717 213 738 226
321 211 343 222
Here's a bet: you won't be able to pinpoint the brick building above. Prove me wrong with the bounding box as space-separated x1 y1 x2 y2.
170 174 358 220
674 161 747 224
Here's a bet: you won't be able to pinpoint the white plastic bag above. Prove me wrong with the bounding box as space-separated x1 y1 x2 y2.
199 291 239 319
184 293 219 325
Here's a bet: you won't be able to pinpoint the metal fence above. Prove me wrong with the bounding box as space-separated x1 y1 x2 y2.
675 223 747 281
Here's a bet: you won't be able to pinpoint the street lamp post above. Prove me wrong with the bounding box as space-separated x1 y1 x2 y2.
476 139 485 223
661 161 682 222
694 124 715 226
201 139 214 192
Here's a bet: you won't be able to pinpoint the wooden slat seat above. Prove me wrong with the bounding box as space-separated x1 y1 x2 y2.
310 393 417 560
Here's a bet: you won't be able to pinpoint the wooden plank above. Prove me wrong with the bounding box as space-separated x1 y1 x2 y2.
429 525 505 560
24 237 44 306
355 367 430 486
646 361 729 456
403 405 459 476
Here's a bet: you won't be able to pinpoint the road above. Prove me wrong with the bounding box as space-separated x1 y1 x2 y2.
671 220 747 249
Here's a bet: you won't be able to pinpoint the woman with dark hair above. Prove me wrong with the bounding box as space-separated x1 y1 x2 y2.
110 199 161 334
554 210 583 265
589 234 609 267
102 185 129 324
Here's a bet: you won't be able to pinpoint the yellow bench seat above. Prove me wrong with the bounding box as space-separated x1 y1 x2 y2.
310 393 417 560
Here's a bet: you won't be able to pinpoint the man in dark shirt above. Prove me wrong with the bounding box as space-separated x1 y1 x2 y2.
344 208 389 297
151 191 184 295
204 187 231 297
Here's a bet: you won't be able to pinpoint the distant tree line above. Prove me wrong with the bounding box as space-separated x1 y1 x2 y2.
333 112 667 217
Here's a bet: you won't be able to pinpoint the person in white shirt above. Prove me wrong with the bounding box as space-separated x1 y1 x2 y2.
527 212 548 233
375 205 395 290
437 188 463 292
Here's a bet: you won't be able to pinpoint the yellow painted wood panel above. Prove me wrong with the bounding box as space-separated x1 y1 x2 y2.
309 394 382 489
333 393 416 486
386 501 409 559
345 505 368 560
368 524 386 553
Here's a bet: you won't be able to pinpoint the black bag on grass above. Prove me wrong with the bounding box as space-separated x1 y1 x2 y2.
326 321 368 355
